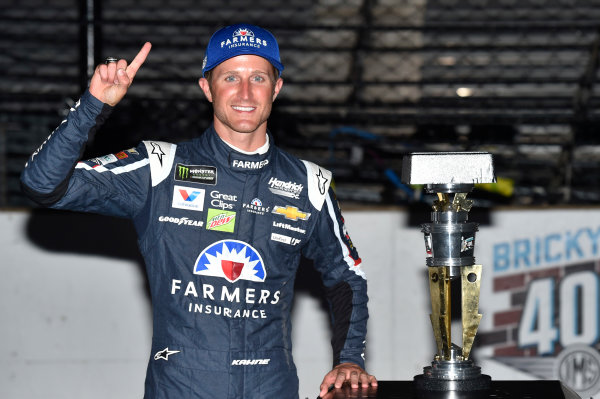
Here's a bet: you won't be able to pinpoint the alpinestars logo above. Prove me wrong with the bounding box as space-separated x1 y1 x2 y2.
316 169 329 195
150 142 165 165
154 347 180 361
194 240 266 283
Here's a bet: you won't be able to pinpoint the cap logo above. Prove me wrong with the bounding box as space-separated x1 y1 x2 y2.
235 28 251 38
221 27 268 49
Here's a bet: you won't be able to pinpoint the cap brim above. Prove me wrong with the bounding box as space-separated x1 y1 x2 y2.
203 50 284 77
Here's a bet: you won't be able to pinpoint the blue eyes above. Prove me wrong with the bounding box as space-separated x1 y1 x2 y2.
224 75 266 83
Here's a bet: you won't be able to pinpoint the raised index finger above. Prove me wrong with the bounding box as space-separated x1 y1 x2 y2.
126 42 152 79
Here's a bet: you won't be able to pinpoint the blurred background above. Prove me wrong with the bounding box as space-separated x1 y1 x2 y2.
2 0 600 210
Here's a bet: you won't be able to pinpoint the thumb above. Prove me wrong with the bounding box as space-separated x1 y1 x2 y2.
319 379 334 397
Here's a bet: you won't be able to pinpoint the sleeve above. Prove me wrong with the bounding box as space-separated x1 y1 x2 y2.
302 187 369 369
20 90 151 219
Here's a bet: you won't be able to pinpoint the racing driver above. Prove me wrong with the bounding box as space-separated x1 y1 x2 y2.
21 23 377 398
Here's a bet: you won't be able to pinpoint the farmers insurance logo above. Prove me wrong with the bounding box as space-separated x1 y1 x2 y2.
172 185 205 211
243 198 270 216
175 163 217 185
221 27 268 50
194 240 266 283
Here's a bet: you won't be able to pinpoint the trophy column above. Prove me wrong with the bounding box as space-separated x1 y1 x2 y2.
401 153 495 392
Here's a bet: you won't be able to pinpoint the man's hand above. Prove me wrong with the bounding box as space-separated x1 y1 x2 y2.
89 42 152 106
318 362 378 398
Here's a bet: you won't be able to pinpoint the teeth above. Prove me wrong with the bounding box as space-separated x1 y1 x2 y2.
233 106 254 112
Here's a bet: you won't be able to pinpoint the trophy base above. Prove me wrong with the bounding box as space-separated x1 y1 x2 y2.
414 358 492 392
414 373 492 392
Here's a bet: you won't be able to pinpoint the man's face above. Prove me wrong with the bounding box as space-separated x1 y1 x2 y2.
199 55 283 137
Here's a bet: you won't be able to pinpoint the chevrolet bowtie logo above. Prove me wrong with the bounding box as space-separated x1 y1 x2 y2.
272 205 311 221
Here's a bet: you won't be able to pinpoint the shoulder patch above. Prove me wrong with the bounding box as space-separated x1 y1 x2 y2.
143 141 177 187
301 160 332 211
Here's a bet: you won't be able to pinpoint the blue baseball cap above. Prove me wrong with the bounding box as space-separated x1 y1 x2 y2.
202 23 284 77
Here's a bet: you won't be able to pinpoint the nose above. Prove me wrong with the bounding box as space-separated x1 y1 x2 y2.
238 79 251 100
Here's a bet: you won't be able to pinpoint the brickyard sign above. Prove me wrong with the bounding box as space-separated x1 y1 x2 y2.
476 209 600 398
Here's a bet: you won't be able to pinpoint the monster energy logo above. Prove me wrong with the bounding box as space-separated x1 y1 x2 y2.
178 165 190 179
174 163 217 185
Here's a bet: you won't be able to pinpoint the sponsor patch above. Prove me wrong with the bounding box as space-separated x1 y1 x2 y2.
222 27 268 49
172 185 205 211
425 234 433 257
194 239 266 283
268 177 303 199
461 235 475 253
272 220 306 234
206 208 236 232
340 213 361 266
271 232 301 246
175 163 217 185
243 198 270 215
158 215 204 227
115 151 128 160
272 205 310 221
232 159 269 169
171 279 281 319
91 154 118 166
210 190 237 210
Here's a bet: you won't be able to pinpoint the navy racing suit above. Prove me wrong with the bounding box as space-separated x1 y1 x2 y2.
21 91 369 399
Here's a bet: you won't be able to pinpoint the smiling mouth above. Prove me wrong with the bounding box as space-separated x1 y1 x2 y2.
232 106 255 112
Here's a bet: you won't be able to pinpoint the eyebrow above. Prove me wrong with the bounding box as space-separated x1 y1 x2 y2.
220 69 270 75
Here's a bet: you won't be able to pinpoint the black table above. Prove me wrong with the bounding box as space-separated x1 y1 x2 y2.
319 380 580 399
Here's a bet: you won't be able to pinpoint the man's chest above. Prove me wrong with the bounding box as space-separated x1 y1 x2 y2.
146 163 313 279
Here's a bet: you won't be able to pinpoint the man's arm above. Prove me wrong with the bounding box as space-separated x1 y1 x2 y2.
302 187 377 397
21 43 152 213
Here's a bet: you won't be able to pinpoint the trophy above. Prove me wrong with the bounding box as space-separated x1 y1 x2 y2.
402 152 495 392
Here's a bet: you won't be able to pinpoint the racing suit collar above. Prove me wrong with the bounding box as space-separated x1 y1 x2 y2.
205 125 273 173
222 133 270 155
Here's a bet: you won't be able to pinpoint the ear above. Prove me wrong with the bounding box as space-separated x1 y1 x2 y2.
198 78 213 102
272 77 283 101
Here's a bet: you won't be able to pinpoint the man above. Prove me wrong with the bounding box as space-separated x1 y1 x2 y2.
21 23 376 398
